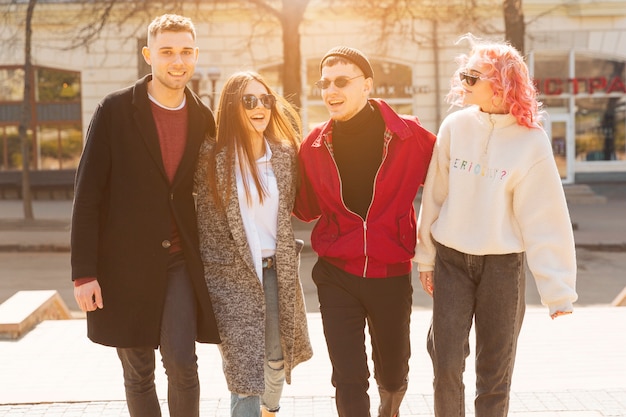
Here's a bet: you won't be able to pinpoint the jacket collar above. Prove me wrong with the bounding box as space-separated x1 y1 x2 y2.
312 98 413 148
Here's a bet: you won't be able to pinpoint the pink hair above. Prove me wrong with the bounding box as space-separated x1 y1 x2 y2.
446 34 542 129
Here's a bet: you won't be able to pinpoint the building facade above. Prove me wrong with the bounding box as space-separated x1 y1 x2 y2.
1 0 625 185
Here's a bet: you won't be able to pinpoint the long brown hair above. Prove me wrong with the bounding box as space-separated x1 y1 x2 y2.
207 71 301 210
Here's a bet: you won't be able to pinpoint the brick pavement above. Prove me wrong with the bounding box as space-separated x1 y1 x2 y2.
0 308 625 416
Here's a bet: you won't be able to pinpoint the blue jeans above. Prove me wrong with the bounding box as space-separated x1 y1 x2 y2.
231 263 284 417
428 241 526 417
312 258 411 417
117 253 199 417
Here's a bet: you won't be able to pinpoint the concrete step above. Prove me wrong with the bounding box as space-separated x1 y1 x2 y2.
563 184 607 204
0 290 72 340
613 286 626 306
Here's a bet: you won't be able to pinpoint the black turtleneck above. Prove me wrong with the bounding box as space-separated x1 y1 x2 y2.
332 102 385 219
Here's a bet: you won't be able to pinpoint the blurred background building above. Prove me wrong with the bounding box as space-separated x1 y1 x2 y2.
0 0 624 193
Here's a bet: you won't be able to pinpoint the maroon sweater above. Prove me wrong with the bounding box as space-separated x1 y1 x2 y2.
75 99 188 287
150 100 188 254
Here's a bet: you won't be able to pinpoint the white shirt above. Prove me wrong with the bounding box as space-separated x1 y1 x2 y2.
236 141 279 282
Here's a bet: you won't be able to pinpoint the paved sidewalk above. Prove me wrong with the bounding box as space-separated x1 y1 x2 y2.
1 183 625 416
1 307 626 416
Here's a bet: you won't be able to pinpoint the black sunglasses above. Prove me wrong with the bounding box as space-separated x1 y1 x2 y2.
242 94 276 110
459 72 483 87
314 74 364 90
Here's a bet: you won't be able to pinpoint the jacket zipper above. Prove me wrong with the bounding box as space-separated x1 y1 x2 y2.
362 135 391 276
324 131 391 277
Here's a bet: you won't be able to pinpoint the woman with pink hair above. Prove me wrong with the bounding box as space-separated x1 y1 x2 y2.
415 35 577 416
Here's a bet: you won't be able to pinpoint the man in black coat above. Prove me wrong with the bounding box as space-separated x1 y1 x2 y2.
71 14 219 417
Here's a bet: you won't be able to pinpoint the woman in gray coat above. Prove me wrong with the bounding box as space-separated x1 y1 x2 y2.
195 71 312 417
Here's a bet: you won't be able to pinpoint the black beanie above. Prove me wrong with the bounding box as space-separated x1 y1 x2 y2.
320 46 374 80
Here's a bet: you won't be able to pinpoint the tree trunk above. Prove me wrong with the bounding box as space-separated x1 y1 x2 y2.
19 0 37 220
280 0 308 111
503 0 525 54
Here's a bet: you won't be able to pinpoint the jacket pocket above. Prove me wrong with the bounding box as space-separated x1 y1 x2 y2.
312 215 339 256
397 212 416 253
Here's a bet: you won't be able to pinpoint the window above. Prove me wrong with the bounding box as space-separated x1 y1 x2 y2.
0 66 82 171
36 68 81 102
534 52 626 162
38 125 83 169
575 97 626 161
0 68 24 101
0 126 21 170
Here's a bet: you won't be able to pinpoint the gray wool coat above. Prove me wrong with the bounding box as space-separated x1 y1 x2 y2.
195 138 313 395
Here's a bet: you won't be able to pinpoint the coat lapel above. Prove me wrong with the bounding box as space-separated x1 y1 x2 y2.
214 147 257 275
131 76 168 181
172 90 212 188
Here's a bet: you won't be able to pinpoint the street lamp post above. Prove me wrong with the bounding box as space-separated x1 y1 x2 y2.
206 67 221 110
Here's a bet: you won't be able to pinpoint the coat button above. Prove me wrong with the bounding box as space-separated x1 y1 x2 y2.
161 240 172 249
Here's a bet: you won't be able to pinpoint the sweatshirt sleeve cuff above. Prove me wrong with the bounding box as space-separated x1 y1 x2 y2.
548 301 574 317
417 263 434 272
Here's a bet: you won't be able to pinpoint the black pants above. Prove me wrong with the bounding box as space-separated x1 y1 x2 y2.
312 258 412 417
117 254 199 417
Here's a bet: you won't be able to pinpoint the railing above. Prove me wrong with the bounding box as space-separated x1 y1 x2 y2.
0 169 75 200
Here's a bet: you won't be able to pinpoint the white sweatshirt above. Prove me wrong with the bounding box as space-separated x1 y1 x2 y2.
415 106 577 315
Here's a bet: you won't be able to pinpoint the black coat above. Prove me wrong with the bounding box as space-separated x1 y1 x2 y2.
71 75 220 347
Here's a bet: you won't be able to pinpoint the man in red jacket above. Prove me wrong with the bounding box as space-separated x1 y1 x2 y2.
294 46 435 417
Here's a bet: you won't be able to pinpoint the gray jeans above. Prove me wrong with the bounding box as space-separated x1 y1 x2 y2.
117 254 199 417
428 241 526 417
230 262 284 417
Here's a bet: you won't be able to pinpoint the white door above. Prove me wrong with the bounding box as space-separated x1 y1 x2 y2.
545 113 574 184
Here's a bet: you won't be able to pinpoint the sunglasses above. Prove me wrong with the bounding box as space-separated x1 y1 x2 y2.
314 74 364 90
459 72 484 87
242 94 276 110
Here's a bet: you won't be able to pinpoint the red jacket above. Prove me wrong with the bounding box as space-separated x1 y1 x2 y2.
294 99 436 278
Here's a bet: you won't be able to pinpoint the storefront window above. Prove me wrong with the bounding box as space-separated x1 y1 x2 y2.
0 126 21 170
38 125 83 169
576 97 626 161
0 68 24 101
36 68 81 102
534 52 626 163
542 97 568 113
0 66 82 171
533 52 570 95
575 55 625 94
